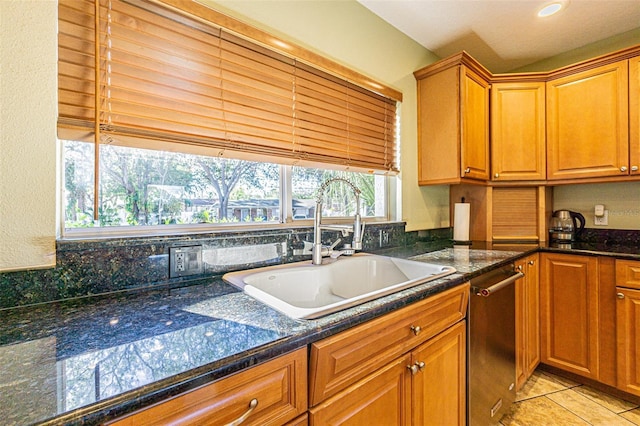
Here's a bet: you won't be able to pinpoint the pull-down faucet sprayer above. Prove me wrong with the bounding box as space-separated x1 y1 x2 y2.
312 178 365 265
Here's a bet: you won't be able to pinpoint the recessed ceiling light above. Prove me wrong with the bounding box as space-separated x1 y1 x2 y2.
538 2 563 17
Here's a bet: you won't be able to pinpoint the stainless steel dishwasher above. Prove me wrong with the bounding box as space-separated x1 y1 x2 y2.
468 264 524 425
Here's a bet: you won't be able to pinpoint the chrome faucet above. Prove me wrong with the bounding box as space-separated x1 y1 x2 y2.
312 178 365 265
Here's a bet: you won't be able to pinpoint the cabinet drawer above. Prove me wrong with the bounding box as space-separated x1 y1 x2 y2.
616 260 640 289
309 283 469 405
109 348 307 426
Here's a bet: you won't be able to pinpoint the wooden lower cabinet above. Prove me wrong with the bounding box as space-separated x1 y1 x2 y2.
411 321 466 426
616 287 640 397
108 348 307 426
309 284 469 426
540 255 640 398
616 259 640 397
309 321 466 426
309 354 412 425
515 254 540 390
540 253 599 379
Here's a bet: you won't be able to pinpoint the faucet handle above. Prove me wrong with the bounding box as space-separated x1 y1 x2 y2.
330 243 355 258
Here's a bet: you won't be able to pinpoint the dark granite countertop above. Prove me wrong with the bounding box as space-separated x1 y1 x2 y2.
1 241 637 425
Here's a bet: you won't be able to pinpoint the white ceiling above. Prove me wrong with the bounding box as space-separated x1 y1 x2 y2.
358 0 640 72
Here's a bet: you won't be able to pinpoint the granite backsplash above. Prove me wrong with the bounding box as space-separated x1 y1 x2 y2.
0 223 451 310
2 225 638 311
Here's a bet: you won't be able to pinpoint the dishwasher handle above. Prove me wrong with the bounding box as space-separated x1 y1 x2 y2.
474 272 524 297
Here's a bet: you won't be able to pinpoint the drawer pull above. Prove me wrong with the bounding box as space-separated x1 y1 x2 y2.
410 325 422 336
407 361 426 375
617 293 625 299
226 398 258 426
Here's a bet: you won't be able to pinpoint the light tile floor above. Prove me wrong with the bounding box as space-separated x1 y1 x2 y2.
500 370 640 425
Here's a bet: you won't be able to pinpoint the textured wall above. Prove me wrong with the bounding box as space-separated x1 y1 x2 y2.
0 1 57 271
554 182 640 230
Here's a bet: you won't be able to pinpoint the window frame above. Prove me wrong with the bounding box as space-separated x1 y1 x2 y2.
59 149 395 239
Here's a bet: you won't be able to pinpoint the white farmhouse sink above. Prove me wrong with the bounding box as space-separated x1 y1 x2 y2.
222 253 456 319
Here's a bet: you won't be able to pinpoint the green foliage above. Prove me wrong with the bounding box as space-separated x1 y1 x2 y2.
63 141 382 229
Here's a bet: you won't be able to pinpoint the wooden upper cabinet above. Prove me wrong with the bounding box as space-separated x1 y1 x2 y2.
414 53 490 185
546 60 629 180
630 55 640 176
491 81 546 181
461 66 491 181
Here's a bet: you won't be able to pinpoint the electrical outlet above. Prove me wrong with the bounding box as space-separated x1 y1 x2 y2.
379 230 390 247
169 246 203 278
175 252 186 272
594 210 609 226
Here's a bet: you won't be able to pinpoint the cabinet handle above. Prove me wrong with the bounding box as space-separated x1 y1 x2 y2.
464 167 471 174
620 166 628 172
225 398 258 426
632 165 639 172
617 292 625 299
494 173 500 178
407 361 426 375
528 260 535 266
410 325 422 336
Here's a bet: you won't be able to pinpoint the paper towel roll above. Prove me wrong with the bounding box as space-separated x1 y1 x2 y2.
453 203 470 242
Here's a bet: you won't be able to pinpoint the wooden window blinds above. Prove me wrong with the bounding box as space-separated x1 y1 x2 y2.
58 0 399 173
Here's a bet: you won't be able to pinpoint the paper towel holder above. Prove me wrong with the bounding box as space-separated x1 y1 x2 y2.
453 197 472 245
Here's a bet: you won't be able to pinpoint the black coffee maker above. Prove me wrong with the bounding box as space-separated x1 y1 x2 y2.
549 210 586 242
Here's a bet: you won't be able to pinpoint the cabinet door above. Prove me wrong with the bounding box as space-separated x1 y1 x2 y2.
540 254 599 379
491 82 546 181
460 65 490 181
411 321 466 426
416 66 461 185
630 55 640 176
516 254 540 390
309 354 411 426
546 60 629 180
616 287 640 397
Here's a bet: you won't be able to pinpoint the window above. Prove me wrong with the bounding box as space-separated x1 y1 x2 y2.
58 0 399 235
63 141 387 231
